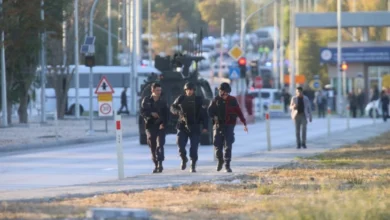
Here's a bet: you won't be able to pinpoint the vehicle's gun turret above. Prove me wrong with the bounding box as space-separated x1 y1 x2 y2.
172 54 204 78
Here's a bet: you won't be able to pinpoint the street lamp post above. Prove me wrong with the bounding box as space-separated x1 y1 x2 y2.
240 0 277 54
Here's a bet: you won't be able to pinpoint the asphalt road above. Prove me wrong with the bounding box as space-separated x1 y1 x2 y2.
0 118 377 192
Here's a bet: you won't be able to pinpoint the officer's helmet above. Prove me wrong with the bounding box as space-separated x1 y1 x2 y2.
218 82 231 93
184 82 196 91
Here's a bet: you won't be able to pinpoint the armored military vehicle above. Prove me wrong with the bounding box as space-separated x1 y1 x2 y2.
138 53 214 145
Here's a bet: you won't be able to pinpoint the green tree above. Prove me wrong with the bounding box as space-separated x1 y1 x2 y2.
197 0 238 35
1 0 72 124
91 0 121 65
298 30 325 83
150 13 187 55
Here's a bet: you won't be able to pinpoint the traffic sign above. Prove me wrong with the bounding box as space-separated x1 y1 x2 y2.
95 76 115 94
229 66 240 79
99 101 113 117
228 45 244 60
98 93 113 102
309 79 322 91
254 76 263 89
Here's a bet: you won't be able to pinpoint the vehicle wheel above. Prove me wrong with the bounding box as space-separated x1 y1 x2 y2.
369 109 379 118
139 134 147 145
68 104 84 116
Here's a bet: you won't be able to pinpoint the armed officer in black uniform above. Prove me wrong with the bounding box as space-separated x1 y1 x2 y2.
140 83 169 173
208 82 248 172
171 82 209 173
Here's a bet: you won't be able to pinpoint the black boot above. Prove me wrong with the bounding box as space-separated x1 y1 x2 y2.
225 161 232 173
158 161 163 173
216 159 224 171
152 160 158 173
181 157 188 170
190 160 196 173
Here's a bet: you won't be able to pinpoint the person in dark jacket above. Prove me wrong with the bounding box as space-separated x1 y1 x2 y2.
348 92 358 118
140 83 169 173
282 89 291 113
170 82 209 173
380 90 389 122
118 87 129 115
208 82 248 173
357 89 365 117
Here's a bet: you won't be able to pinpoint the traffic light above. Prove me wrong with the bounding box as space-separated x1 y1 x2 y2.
238 57 247 78
340 61 348 72
85 55 95 67
250 60 259 76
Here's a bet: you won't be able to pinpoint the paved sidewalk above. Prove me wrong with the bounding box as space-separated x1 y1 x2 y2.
0 115 138 153
0 122 388 202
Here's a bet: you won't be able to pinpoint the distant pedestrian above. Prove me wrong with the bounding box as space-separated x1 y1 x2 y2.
208 82 248 172
282 89 291 114
140 83 169 173
117 87 129 115
315 90 327 118
290 87 312 149
348 92 358 118
380 90 389 122
357 89 365 117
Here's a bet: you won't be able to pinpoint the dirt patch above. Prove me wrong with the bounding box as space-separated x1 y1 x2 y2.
1 132 390 219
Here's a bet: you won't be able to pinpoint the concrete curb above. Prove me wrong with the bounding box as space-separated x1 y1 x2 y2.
0 132 138 155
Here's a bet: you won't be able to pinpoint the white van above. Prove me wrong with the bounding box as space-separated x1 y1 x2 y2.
248 88 283 117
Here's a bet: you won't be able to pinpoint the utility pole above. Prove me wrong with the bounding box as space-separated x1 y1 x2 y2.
0 0 7 127
337 0 342 115
289 0 295 95
74 0 80 119
40 0 46 123
295 0 299 83
240 0 246 51
219 18 225 78
87 0 99 135
352 0 357 42
240 0 246 109
387 0 390 41
131 0 137 115
136 0 142 65
279 0 284 90
107 0 113 65
273 0 278 90
148 0 152 65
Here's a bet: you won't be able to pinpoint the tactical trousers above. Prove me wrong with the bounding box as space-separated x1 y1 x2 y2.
177 125 200 161
213 124 235 161
146 127 165 162
383 107 389 122
294 113 307 146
